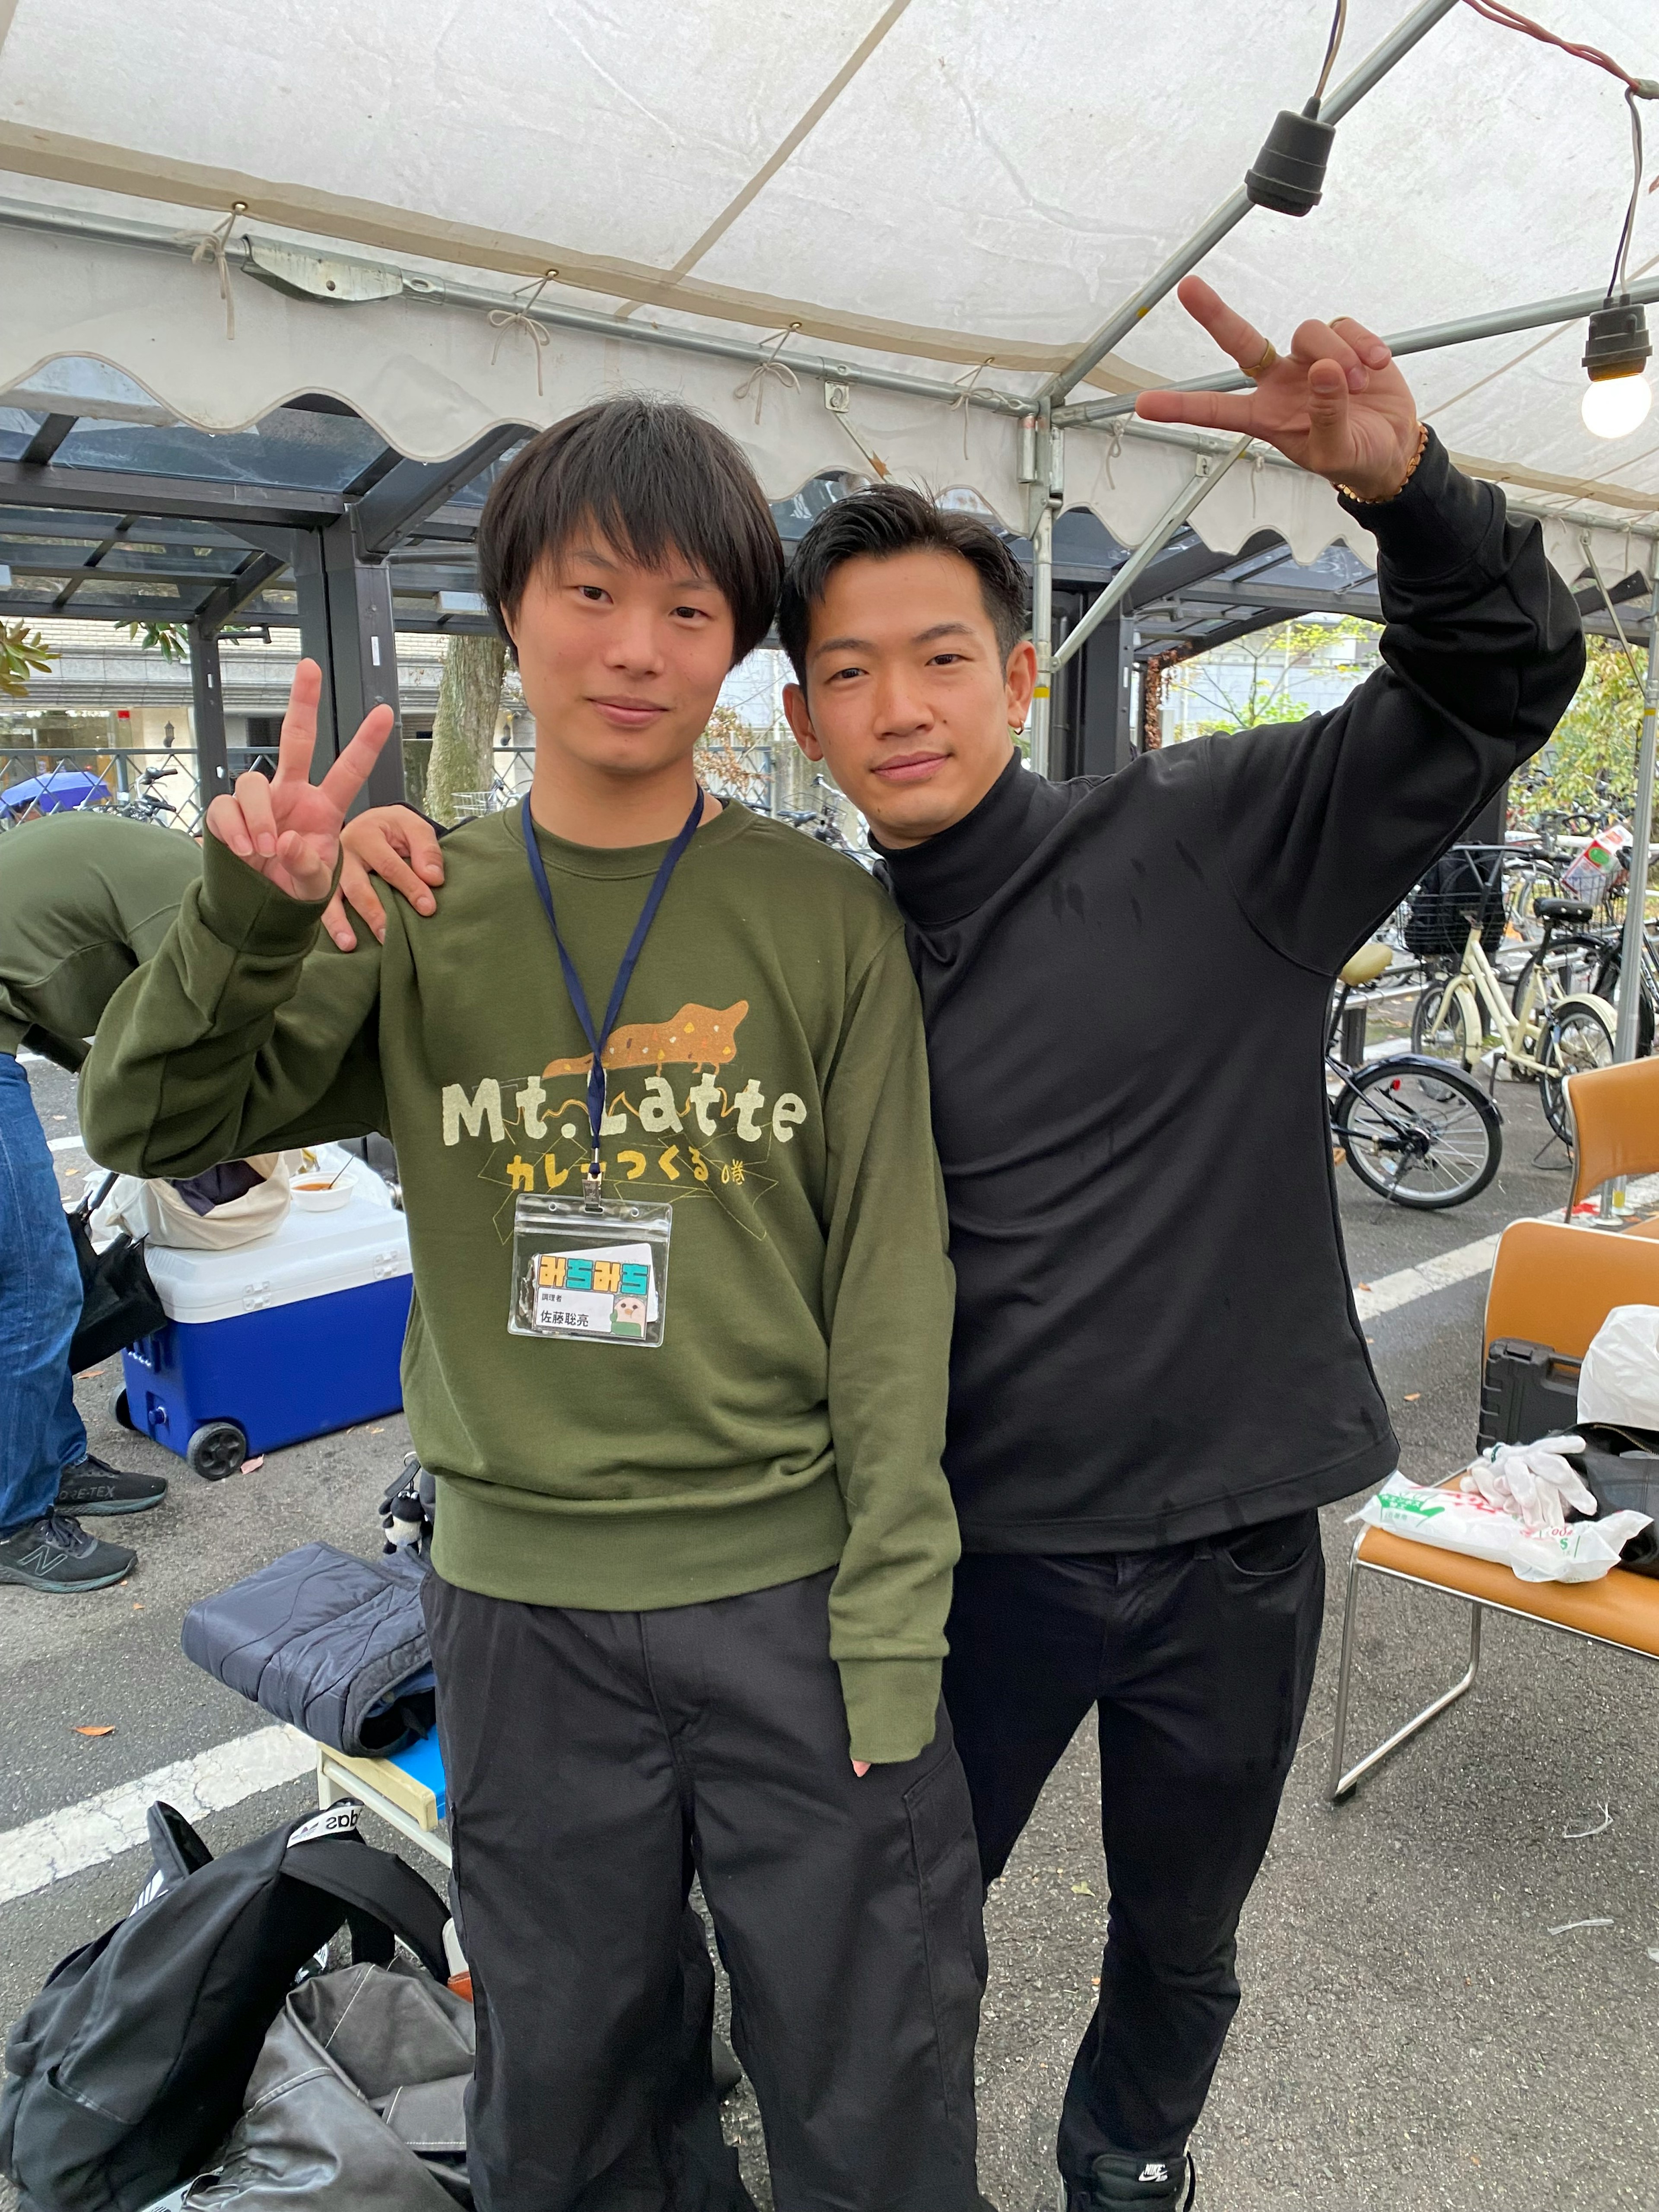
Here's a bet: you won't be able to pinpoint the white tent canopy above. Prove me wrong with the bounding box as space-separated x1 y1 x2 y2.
1 0 1656 582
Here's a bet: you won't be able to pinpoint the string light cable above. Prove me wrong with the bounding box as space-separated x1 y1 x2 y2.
1460 1 1657 437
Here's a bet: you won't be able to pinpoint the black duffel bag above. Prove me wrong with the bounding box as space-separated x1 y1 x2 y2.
1575 1426 1659 1577
0 1799 448 2212
67 1171 166 1374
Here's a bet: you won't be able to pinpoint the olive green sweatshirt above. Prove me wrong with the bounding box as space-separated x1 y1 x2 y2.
80 802 958 1762
0 814 202 1067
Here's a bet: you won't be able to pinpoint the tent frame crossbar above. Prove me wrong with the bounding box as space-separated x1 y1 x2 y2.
0 198 1031 422
1056 271 1659 430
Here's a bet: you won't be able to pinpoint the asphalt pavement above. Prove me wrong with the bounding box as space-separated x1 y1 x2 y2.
3 1050 1655 2212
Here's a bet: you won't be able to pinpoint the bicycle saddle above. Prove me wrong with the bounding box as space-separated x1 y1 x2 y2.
1339 942 1394 987
1533 897 1595 925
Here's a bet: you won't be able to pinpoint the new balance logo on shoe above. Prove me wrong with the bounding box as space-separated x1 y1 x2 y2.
1138 2167 1168 2187
14 1538 69 1576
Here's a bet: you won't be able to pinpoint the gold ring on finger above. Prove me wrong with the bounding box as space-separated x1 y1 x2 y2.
1243 339 1278 382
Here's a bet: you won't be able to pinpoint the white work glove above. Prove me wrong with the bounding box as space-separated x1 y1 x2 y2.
1460 1437 1596 1530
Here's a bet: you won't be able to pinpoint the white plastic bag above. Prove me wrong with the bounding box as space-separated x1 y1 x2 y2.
1562 823 1630 905
1356 1471 1651 1584
1578 1306 1659 1430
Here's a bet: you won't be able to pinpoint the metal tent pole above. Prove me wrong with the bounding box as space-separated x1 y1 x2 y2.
1614 564 1659 1065
1052 438 1252 673
1037 0 1460 406
1057 270 1659 429
1030 505 1056 775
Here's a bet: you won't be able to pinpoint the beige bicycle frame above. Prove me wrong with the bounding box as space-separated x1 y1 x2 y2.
1422 922 1612 1077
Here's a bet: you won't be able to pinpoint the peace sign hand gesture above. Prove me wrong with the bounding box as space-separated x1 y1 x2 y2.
1136 276 1422 503
205 658 396 903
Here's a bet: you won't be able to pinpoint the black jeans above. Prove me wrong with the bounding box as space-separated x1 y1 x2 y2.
426 1567 986 2212
943 1512 1324 2171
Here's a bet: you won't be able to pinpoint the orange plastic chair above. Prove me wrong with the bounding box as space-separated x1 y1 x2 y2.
1564 1056 1659 1215
1329 1216 1659 1801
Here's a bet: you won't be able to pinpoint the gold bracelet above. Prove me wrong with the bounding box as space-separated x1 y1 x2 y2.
1337 422 1429 506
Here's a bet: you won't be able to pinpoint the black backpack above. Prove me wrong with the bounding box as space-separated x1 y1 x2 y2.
0 1799 448 2212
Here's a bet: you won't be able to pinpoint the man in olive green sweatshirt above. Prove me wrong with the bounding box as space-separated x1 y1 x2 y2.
81 396 981 2212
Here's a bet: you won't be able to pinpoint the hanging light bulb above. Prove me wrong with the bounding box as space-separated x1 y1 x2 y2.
1582 373 1653 439
1581 303 1653 440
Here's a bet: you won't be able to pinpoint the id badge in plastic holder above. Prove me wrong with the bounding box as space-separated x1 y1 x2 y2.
509 1192 673 1348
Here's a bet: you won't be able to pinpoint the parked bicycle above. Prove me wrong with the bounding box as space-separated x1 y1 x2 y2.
1509 909 1659 1059
1328 943 1501 1210
111 765 180 826
1409 877 1617 1141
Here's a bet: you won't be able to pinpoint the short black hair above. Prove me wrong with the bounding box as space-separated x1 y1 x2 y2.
478 394 784 664
778 484 1029 686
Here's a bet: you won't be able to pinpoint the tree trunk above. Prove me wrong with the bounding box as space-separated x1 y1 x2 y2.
424 633 507 825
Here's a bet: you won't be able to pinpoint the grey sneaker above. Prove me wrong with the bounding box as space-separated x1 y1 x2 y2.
1069 2152 1195 2209
0 1510 136 1592
57 1453 168 1516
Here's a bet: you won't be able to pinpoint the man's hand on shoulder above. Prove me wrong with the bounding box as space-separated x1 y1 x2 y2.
327 805 447 949
1136 275 1423 504
205 658 394 906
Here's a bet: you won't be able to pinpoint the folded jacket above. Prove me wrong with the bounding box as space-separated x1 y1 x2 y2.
182 1542 433 1755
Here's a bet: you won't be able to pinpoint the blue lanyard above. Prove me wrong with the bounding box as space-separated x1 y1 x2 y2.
521 786 704 1194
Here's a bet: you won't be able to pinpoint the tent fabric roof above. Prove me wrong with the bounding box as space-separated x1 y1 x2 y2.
0 0 1655 572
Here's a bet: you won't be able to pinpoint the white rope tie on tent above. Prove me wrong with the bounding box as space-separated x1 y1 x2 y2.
176 203 247 340
489 274 558 398
1251 447 1268 516
950 359 995 456
1100 425 1124 489
733 327 801 423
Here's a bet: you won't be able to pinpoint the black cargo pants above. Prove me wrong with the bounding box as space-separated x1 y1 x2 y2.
943 1510 1324 2173
425 1566 986 2212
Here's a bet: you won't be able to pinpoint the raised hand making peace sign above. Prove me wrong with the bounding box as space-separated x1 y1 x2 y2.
1137 276 1424 504
206 658 397 903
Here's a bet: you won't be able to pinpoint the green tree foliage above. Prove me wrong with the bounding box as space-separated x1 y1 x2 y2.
117 620 189 662
1166 616 1379 739
0 620 54 697
1513 636 1649 823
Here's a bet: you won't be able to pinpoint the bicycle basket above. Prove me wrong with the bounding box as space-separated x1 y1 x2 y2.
1404 849 1505 963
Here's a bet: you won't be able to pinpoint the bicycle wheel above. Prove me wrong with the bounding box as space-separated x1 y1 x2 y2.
1334 1058 1502 1210
1410 979 1478 1065
1538 998 1616 1143
1589 948 1656 1056
1510 936 1601 1019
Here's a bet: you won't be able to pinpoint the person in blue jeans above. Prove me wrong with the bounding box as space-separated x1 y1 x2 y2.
0 1049 140 1589
0 808 432 1593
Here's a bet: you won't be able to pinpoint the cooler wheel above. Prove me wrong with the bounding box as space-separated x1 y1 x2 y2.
113 1387 136 1433
187 1421 248 1482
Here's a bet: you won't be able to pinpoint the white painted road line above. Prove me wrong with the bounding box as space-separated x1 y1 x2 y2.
0 1727 315 1907
1354 1173 1659 1325
1355 1238 1503 1322
48 1133 85 1153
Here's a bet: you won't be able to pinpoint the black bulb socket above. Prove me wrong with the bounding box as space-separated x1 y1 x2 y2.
1245 108 1335 218
1582 302 1652 381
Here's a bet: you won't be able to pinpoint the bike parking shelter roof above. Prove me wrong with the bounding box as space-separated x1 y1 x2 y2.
0 0 1655 640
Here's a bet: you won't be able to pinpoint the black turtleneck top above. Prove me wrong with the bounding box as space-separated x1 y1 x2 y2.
877 432 1584 1551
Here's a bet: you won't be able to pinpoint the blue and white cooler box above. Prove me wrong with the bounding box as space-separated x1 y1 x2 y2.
120 1155 412 1476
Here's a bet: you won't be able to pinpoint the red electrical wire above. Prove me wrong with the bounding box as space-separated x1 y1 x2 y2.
1460 0 1647 98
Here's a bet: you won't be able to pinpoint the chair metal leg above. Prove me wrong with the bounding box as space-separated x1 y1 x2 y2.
1328 1550 1483 1802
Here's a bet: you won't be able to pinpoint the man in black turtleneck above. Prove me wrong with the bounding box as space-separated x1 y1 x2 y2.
779 277 1585 2211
